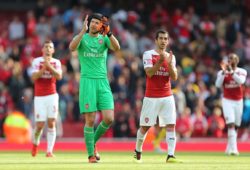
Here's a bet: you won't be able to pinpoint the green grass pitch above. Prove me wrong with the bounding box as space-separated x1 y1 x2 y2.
0 151 249 170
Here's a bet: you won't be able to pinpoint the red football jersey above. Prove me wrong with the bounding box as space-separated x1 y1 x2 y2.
31 57 62 96
143 50 176 97
223 69 246 100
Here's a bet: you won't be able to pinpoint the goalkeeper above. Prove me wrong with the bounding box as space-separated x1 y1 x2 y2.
69 13 120 163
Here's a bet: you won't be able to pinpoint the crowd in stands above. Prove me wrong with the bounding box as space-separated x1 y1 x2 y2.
1 0 250 140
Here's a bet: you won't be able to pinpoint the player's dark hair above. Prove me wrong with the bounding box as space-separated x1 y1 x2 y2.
155 29 169 39
44 40 53 44
89 13 103 21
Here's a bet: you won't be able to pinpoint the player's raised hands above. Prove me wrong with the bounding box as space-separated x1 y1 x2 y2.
44 57 50 67
41 63 47 71
99 16 110 36
158 50 166 62
69 15 89 51
81 15 88 34
158 50 173 66
220 61 227 72
220 60 232 73
44 57 54 71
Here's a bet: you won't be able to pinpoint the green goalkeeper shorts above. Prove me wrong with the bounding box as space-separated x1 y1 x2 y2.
79 77 114 113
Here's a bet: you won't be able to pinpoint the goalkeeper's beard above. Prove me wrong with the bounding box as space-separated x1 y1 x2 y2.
91 30 100 35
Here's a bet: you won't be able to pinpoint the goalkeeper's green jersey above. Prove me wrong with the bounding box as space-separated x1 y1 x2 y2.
77 33 111 78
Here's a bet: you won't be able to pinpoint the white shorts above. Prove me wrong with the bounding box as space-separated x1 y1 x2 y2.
34 93 59 122
140 96 176 127
222 98 243 126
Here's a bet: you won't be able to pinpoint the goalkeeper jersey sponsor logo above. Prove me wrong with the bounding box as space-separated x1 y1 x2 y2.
83 51 104 57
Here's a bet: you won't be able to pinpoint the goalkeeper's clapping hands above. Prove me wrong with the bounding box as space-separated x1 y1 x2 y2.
81 15 88 35
100 16 112 37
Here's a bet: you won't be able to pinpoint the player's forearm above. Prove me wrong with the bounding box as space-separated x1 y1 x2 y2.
109 35 120 51
53 72 62 80
47 66 62 80
69 32 85 51
31 70 44 81
145 60 163 78
168 65 178 81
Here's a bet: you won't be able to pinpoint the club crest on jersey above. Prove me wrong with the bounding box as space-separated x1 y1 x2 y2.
85 104 89 109
145 117 149 123
98 39 103 44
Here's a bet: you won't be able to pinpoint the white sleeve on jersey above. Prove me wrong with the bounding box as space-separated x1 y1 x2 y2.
31 58 40 74
143 51 153 69
232 68 247 84
171 55 177 67
215 70 225 88
55 59 63 74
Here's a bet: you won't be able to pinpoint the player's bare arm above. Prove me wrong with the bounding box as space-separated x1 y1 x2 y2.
220 61 227 74
108 35 120 51
31 64 46 81
101 17 120 51
166 51 178 81
69 15 88 51
44 57 62 80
